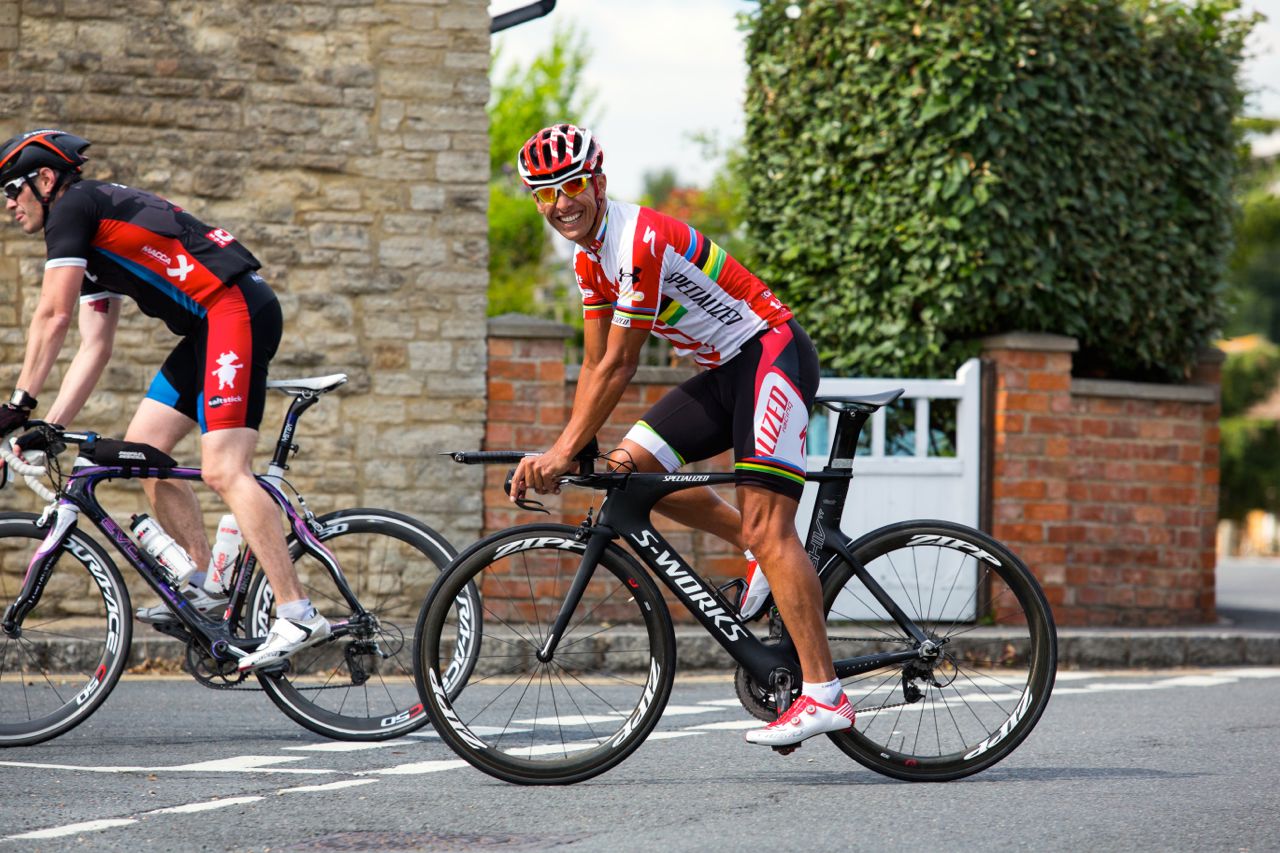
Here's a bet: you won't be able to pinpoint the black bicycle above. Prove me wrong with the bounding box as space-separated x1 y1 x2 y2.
414 390 1057 785
0 373 480 746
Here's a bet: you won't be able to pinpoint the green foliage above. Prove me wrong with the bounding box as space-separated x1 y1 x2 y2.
1220 417 1280 519
1221 339 1280 416
742 0 1256 379
1224 154 1280 340
487 25 596 318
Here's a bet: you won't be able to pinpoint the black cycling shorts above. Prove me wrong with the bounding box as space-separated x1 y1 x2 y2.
623 319 820 500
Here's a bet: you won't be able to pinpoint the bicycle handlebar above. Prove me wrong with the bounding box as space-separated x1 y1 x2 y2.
0 427 55 502
444 450 539 465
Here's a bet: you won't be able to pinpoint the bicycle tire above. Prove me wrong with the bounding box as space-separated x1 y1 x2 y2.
821 519 1056 781
246 508 477 740
0 512 133 746
415 523 676 785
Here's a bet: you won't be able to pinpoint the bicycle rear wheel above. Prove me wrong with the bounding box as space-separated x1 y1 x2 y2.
822 520 1056 781
0 513 132 746
415 524 676 785
247 508 475 740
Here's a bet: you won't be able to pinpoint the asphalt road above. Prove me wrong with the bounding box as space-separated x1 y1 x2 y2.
1 669 1278 852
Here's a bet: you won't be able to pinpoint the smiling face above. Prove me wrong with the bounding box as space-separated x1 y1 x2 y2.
534 173 607 248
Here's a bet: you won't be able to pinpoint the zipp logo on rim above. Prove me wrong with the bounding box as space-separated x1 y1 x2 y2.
429 668 486 750
907 534 1001 567
494 537 586 560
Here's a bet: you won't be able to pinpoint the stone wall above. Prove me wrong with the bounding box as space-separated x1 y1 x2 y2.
984 333 1221 627
485 321 1225 628
0 1 490 605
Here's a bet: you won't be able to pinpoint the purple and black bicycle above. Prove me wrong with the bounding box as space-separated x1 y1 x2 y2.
0 374 479 746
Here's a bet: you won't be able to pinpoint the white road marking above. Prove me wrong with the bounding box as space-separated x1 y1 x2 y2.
283 739 415 752
687 719 760 731
364 759 471 775
279 779 380 793
168 755 331 774
8 819 137 840
146 797 265 815
644 731 702 740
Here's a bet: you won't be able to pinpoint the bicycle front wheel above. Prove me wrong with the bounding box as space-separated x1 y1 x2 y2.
247 508 473 740
822 520 1057 781
415 524 676 785
0 512 133 746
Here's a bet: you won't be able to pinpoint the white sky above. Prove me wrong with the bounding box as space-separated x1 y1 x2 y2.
492 0 1280 199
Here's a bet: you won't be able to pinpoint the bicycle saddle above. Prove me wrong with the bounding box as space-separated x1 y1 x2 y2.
267 374 349 395
815 389 905 413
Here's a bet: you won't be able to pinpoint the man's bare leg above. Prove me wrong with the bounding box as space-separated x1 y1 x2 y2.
608 438 744 548
200 427 304 605
124 400 212 568
738 485 835 682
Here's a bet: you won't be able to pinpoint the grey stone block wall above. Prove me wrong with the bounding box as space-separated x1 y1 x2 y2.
0 1 490 603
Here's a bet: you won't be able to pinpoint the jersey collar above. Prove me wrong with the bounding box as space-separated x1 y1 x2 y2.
583 200 611 257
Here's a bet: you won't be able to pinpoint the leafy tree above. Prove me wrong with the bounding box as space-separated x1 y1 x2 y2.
742 0 1256 380
487 26 596 318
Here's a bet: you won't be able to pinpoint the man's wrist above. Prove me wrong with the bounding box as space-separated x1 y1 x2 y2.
8 389 36 411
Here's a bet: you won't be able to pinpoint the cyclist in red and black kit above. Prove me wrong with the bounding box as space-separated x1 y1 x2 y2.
509 124 854 748
0 129 324 670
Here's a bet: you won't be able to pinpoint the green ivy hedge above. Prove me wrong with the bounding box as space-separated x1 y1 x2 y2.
742 0 1253 379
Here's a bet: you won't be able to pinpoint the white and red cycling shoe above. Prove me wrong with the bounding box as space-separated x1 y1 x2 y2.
744 693 856 747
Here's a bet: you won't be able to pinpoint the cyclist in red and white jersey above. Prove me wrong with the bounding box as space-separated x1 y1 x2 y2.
509 124 854 747
0 129 326 670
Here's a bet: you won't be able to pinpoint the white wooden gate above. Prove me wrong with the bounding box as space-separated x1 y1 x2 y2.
797 359 983 620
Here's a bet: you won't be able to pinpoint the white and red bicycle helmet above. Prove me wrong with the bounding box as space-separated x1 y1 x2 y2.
517 123 604 188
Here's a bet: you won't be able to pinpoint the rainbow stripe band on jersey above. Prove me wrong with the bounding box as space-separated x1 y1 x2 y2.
735 456 807 486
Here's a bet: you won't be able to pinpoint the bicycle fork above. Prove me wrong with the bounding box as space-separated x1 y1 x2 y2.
536 531 612 662
2 502 80 636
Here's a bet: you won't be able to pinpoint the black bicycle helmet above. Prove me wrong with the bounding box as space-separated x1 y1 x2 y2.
0 129 90 184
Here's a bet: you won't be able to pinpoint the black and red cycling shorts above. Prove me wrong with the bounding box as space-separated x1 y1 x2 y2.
623 319 820 500
144 272 281 433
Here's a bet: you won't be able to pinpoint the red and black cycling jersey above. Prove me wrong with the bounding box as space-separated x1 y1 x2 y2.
43 180 262 336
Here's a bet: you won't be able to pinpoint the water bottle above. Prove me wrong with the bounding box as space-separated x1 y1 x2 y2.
130 514 197 585
202 513 242 596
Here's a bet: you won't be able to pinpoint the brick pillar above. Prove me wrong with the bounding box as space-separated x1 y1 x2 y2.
484 314 575 534
982 333 1078 621
983 333 1221 627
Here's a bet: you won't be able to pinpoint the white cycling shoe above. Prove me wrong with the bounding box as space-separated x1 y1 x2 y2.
744 693 856 747
237 612 331 672
135 583 228 625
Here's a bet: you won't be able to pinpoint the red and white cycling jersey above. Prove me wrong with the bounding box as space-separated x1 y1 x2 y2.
573 200 792 367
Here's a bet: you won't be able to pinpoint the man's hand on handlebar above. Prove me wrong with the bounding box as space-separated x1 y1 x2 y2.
0 404 30 437
13 424 64 461
509 448 574 503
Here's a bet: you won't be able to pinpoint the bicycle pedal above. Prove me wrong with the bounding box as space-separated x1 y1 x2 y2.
253 660 292 676
772 745 800 756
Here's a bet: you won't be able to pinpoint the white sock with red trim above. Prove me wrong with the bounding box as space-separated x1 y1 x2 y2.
804 677 844 706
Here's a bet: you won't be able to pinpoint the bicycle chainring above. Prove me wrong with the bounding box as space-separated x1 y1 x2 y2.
185 639 254 690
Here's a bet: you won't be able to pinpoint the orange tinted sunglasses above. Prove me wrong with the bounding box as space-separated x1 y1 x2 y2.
531 174 593 205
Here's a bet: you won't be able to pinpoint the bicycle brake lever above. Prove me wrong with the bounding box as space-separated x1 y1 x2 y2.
514 497 549 514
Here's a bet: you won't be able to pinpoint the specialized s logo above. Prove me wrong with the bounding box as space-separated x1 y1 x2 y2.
212 351 243 391
642 226 657 257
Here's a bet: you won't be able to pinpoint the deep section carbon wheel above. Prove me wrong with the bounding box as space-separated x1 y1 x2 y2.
416 524 676 785
0 512 132 746
822 519 1056 781
247 508 475 740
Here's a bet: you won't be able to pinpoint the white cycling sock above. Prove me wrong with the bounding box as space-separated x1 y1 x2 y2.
804 677 844 705
277 598 316 622
189 571 208 588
